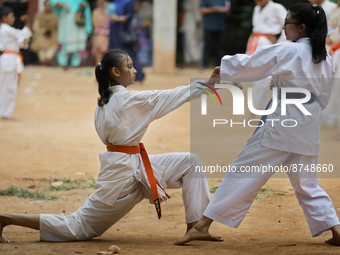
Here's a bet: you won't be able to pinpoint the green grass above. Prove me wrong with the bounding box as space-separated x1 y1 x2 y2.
210 187 218 193
49 176 96 191
0 186 58 200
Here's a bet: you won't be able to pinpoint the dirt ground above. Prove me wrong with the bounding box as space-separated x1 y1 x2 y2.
0 66 340 255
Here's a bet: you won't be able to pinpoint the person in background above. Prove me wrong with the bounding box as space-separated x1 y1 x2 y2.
50 0 92 69
180 0 202 66
308 0 336 34
323 1 340 138
133 0 153 67
108 0 145 82
92 0 110 64
199 0 230 69
30 0 58 66
245 0 286 112
2 0 36 65
0 6 32 121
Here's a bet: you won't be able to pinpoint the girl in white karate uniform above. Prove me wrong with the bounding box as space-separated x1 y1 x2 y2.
176 3 340 246
0 6 32 120
0 49 224 243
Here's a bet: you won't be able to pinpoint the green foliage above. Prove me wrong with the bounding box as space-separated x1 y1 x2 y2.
0 186 58 200
49 176 95 191
210 187 218 193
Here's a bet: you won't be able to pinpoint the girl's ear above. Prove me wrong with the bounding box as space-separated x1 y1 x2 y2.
112 67 120 77
299 23 306 33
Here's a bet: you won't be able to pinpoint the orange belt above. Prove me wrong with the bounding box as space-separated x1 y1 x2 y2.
246 33 276 55
329 44 340 56
3 50 23 80
107 142 170 219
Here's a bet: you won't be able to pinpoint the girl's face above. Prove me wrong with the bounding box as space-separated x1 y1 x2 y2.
283 11 305 41
2 12 15 26
111 55 137 87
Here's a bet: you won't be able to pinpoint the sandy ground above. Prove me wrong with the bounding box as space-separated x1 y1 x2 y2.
0 66 340 255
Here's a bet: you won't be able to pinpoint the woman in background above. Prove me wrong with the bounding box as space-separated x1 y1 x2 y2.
31 0 58 66
50 0 92 68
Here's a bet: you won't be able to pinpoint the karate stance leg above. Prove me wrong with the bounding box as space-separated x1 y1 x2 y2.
176 128 340 245
0 177 146 242
40 179 145 241
149 153 210 224
0 72 19 118
149 153 222 241
284 153 340 237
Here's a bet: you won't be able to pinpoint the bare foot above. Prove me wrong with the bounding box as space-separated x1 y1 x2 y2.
0 215 10 243
325 225 340 246
325 238 340 246
174 225 223 245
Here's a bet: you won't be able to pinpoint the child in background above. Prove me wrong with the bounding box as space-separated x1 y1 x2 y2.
0 6 32 121
92 0 110 64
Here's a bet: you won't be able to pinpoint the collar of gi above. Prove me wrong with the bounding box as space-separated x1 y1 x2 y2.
295 37 310 44
109 85 128 93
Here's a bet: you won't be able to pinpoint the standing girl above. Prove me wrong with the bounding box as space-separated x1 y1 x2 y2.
175 3 340 246
91 0 110 64
0 49 223 243
49 0 92 68
0 6 32 121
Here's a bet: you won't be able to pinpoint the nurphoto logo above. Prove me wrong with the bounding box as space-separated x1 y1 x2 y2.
198 83 312 128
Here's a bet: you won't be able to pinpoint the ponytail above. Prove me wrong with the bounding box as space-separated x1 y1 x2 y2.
95 49 128 107
289 3 327 63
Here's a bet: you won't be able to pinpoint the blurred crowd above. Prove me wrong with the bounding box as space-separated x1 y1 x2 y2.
0 0 153 82
0 0 340 136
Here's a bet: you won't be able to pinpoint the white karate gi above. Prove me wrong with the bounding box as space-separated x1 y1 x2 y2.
204 38 340 237
40 81 211 241
180 0 202 63
0 23 32 118
246 0 287 111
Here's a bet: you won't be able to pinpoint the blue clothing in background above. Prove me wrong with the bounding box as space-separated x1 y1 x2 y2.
200 0 226 31
109 0 145 82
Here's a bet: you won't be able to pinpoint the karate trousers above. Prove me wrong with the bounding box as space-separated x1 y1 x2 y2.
40 153 210 241
204 126 340 237
0 72 19 118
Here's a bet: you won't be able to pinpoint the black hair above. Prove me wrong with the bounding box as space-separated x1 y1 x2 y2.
289 3 327 63
0 6 13 20
95 49 128 107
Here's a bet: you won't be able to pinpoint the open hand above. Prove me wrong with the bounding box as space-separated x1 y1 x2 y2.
206 66 221 85
20 15 30 23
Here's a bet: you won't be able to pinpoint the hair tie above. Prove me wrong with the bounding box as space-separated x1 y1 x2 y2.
313 5 320 15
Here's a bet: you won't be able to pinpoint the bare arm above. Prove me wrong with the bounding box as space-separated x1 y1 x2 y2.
54 2 70 12
111 14 127 22
20 15 31 30
200 6 219 15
